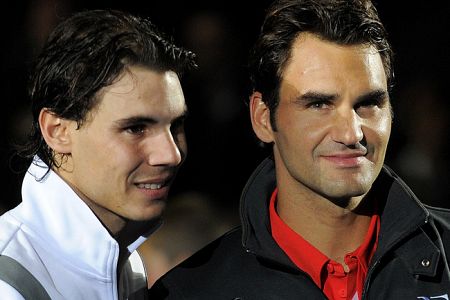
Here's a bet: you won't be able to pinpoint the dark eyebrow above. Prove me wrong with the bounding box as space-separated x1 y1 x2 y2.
293 91 337 104
115 109 189 127
356 89 388 104
293 89 388 105
115 116 157 127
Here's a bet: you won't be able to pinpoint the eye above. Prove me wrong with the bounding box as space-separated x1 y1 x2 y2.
355 91 388 111
355 99 380 109
308 101 331 109
354 97 389 118
355 98 386 114
125 124 146 135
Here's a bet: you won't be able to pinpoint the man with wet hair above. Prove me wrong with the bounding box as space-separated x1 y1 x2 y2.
0 9 196 299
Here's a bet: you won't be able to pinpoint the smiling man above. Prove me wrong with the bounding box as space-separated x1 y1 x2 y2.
0 10 196 299
150 0 450 299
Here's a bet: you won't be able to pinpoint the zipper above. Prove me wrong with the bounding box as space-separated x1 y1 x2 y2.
361 259 380 299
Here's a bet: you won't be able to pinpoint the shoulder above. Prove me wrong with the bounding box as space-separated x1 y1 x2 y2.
164 226 247 275
0 212 23 253
0 214 49 286
148 227 331 299
149 226 254 299
0 280 25 300
426 204 450 230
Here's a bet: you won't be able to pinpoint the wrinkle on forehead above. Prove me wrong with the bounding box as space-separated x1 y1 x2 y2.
282 33 387 97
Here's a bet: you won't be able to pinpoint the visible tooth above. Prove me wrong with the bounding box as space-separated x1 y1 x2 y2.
138 183 162 190
149 183 161 190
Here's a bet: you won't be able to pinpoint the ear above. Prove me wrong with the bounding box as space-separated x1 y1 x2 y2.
39 108 73 154
249 91 274 143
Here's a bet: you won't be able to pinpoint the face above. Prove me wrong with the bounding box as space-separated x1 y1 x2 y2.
59 66 187 231
254 33 392 203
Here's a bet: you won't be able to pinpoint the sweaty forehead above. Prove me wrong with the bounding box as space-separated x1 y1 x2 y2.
88 67 186 123
281 33 387 94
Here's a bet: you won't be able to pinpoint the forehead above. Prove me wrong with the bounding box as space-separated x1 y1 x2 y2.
91 66 186 122
281 33 387 93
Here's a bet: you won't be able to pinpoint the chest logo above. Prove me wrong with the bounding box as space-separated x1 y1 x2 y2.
417 295 449 300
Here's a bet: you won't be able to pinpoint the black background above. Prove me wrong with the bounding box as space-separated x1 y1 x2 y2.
1 0 449 218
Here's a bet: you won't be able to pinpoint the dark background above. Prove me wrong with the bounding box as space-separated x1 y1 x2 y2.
1 0 449 220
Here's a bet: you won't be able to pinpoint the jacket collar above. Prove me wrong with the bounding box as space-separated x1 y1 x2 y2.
370 165 430 260
369 166 441 278
239 157 434 274
240 157 297 271
15 157 153 280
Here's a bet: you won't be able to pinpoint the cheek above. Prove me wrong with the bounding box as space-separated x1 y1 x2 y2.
276 106 310 135
363 115 392 165
370 114 392 146
276 113 329 159
70 135 97 165
77 133 136 169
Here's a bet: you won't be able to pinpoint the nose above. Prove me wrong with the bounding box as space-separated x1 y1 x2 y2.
331 109 364 146
147 130 183 167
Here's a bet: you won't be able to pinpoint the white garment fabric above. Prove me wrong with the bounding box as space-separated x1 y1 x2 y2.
0 280 25 300
0 158 151 299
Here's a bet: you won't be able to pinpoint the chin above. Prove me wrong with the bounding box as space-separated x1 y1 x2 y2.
323 184 370 200
321 188 369 209
130 203 166 222
335 176 373 193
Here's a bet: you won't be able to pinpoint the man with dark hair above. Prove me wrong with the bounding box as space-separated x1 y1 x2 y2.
149 0 450 298
0 9 196 299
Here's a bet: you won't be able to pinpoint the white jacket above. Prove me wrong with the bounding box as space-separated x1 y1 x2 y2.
0 159 151 299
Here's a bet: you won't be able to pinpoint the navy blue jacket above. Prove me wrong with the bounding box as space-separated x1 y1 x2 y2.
150 157 450 299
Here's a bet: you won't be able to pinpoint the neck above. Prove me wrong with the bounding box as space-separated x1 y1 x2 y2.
276 187 374 264
114 219 159 271
114 219 158 247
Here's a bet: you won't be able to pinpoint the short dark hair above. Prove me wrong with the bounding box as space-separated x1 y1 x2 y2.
248 0 393 129
18 9 197 170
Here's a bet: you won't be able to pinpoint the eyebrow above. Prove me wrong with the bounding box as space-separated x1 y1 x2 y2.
293 89 388 104
114 109 189 127
294 91 337 104
294 91 339 105
356 89 389 104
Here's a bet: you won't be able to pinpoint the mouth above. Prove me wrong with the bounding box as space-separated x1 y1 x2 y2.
320 152 367 167
136 182 165 190
133 177 173 201
134 173 175 191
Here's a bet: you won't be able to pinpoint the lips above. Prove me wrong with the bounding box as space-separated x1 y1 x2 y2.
134 173 174 190
321 154 366 168
133 176 174 201
319 150 368 167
